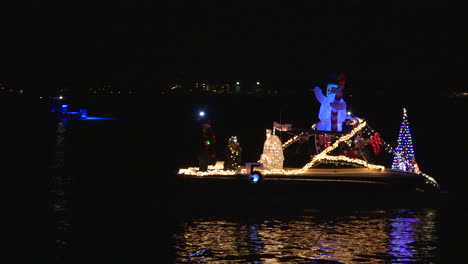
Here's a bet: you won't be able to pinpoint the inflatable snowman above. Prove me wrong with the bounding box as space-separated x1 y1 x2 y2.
313 74 347 132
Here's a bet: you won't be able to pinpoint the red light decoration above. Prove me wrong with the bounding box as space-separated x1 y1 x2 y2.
370 132 383 154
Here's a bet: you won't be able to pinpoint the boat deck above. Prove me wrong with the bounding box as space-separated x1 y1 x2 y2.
177 166 439 193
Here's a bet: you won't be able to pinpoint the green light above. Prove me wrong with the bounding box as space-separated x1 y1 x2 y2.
206 140 211 145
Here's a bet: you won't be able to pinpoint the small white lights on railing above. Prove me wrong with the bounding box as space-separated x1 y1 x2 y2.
299 118 368 172
282 135 300 149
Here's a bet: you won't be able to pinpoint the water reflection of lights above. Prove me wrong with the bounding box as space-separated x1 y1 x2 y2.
388 209 437 263
389 217 418 261
248 224 262 255
173 209 438 263
51 119 72 261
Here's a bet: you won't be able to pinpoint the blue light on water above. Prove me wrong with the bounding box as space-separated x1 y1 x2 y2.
389 214 418 262
61 104 68 108
248 224 262 254
59 118 68 125
187 249 209 258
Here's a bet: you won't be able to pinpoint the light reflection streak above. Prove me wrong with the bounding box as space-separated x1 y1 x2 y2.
248 224 262 255
173 209 438 263
389 216 418 261
248 224 263 264
51 118 72 261
388 209 437 263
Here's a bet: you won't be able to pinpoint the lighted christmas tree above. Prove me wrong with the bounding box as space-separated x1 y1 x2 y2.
224 136 242 171
392 108 416 172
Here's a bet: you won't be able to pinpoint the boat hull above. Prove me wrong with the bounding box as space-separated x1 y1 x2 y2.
173 168 442 213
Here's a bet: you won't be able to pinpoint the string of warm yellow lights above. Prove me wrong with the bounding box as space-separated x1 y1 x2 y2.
262 169 298 175
419 172 439 188
298 118 369 172
178 167 243 176
317 155 385 171
282 134 300 149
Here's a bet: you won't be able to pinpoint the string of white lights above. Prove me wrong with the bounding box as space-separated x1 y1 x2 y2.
178 167 242 176
282 134 300 149
419 172 439 188
317 155 385 171
298 118 368 172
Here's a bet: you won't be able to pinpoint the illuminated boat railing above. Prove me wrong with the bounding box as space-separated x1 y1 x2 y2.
282 134 301 149
178 166 246 177
298 118 371 172
419 172 439 189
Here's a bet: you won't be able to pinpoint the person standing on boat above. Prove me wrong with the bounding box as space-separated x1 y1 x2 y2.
313 73 348 132
196 120 216 171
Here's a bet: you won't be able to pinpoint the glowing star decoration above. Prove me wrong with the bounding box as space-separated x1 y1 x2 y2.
259 129 284 170
392 108 416 173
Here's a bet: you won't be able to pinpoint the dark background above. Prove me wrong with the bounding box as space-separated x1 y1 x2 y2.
0 2 466 97
2 2 467 263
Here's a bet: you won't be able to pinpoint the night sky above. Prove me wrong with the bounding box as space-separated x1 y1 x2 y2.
0 2 465 95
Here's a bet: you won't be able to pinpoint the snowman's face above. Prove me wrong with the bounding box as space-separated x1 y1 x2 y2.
336 84 345 97
326 84 338 96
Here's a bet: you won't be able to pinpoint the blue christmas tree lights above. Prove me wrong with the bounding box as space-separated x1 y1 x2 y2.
392 108 416 172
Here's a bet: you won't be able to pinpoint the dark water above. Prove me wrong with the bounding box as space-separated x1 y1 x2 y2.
172 209 439 263
3 95 467 263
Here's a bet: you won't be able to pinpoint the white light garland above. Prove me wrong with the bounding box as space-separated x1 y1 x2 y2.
282 135 300 149
262 169 299 175
316 155 385 171
178 167 246 176
298 118 370 172
419 172 439 188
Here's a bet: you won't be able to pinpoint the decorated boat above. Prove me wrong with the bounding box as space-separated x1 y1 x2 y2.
175 76 441 207
177 114 439 189
177 117 441 211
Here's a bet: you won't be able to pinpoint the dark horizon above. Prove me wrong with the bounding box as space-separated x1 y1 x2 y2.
0 2 466 96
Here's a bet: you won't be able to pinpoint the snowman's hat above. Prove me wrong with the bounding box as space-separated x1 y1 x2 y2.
337 73 346 85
